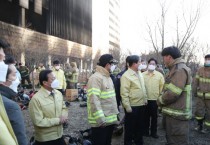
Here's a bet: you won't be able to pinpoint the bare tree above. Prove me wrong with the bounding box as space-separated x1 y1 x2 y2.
146 1 201 64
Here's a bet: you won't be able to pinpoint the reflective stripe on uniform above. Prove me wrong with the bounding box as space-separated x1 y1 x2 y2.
204 121 210 127
165 83 183 95
88 114 117 124
199 77 210 83
87 88 101 96
195 116 204 120
93 110 105 119
195 74 200 79
100 90 115 99
197 92 210 99
162 85 192 119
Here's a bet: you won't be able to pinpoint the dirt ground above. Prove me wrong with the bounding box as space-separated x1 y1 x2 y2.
23 101 210 145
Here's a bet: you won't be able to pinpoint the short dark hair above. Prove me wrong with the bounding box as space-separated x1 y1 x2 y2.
6 66 12 80
53 60 60 65
0 39 10 49
98 54 114 67
148 58 158 65
128 55 140 67
39 70 53 86
205 54 210 59
161 46 181 59
4 55 16 64
125 56 130 69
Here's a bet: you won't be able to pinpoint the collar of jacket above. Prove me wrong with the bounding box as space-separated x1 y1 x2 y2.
96 65 110 77
145 70 157 75
127 68 139 76
168 57 185 69
40 87 57 97
0 84 17 99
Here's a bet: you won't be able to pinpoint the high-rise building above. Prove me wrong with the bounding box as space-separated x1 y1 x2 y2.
92 0 120 56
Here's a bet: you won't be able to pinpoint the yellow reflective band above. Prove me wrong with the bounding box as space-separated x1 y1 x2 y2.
162 107 192 119
93 110 104 118
199 77 210 83
195 75 200 79
165 83 183 95
204 121 210 127
184 85 192 91
100 90 115 99
105 115 117 123
195 116 204 120
87 88 101 96
197 92 210 99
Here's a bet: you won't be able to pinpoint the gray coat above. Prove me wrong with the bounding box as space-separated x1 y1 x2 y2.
0 85 28 145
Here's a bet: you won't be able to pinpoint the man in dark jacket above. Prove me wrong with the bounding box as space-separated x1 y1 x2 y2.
0 64 28 145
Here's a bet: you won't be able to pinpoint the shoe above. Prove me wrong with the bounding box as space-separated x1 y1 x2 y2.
200 128 209 134
194 125 202 131
151 134 159 139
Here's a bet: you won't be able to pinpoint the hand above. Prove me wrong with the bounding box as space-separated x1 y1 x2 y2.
59 116 68 124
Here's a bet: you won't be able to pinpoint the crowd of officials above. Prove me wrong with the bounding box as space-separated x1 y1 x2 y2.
0 38 210 145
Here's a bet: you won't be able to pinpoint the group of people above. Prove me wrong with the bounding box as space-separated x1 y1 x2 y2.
87 46 210 145
1 36 210 145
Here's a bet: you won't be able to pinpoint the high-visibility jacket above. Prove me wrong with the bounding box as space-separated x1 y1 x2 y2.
70 67 79 83
87 65 119 127
194 66 210 99
18 66 29 78
0 95 18 145
157 58 192 120
52 68 66 89
112 67 121 76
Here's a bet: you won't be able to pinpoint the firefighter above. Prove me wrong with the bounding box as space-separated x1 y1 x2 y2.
112 64 121 77
69 62 79 89
87 54 119 145
194 54 210 133
18 63 32 87
157 46 192 145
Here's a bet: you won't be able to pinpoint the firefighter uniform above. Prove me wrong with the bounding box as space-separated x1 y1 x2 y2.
157 58 192 145
87 65 119 145
194 66 210 131
18 65 31 85
69 62 79 89
112 67 121 77
121 68 147 145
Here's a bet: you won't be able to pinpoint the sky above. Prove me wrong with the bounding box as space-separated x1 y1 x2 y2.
120 0 210 55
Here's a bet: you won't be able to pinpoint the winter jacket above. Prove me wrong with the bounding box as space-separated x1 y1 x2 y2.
0 85 28 145
143 70 165 100
0 94 18 145
157 58 192 120
69 62 79 83
87 65 119 127
29 87 68 142
120 68 147 113
52 68 67 89
194 66 210 99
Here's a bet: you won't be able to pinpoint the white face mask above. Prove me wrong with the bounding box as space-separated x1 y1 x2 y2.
0 61 8 82
205 60 210 65
148 65 156 71
110 65 116 72
51 79 60 89
55 66 60 70
138 64 147 70
9 77 20 93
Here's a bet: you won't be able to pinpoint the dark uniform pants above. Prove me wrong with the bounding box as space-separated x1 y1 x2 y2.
21 75 31 85
35 137 66 145
195 97 210 128
91 125 114 145
124 106 145 145
165 116 189 145
144 100 158 135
